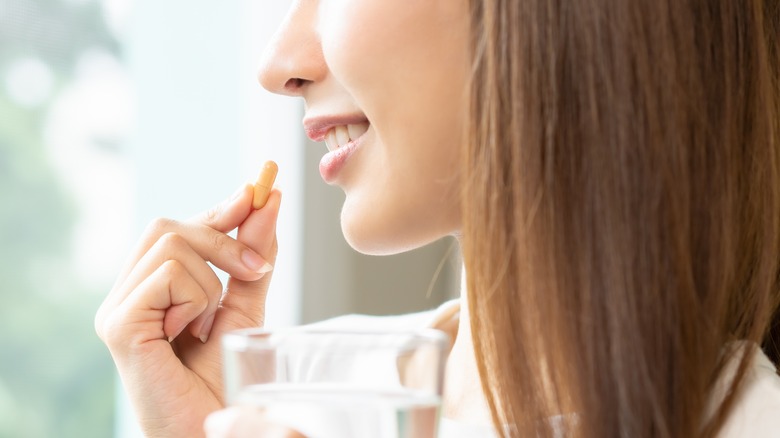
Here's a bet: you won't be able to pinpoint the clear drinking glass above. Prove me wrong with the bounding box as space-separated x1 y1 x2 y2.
222 328 449 438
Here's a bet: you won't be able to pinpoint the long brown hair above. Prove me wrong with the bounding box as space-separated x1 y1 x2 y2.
462 1 780 436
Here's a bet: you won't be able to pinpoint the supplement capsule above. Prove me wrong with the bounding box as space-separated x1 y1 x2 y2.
252 161 278 209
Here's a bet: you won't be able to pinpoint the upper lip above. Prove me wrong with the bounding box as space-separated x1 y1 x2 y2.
303 114 370 142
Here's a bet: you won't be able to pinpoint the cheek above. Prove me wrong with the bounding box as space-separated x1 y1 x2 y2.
339 133 463 256
320 1 467 102
321 0 470 171
318 0 469 254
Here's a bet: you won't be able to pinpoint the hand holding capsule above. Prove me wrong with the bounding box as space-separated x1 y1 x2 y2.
95 165 281 437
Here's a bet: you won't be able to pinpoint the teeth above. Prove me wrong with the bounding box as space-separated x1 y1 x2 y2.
347 123 370 141
325 130 339 152
323 123 370 151
335 125 350 147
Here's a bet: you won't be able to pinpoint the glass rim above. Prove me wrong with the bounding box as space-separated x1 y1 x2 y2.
221 326 450 352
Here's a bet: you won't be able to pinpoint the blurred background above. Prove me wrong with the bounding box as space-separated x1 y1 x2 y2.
0 0 458 436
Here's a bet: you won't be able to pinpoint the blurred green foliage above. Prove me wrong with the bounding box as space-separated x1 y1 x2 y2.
0 1 118 436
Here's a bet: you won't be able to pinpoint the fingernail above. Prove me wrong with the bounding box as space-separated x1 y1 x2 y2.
199 313 216 344
241 250 272 274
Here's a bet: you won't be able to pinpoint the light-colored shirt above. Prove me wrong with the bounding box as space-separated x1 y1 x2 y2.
311 302 780 437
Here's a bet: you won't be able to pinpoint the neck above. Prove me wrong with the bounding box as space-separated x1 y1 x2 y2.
442 263 492 423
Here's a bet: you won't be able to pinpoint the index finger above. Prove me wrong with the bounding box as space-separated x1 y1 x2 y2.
190 182 256 233
112 183 259 291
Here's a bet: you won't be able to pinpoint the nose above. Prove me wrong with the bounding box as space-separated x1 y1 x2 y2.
258 1 326 97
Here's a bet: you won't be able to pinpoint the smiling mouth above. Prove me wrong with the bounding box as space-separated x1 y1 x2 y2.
324 123 370 152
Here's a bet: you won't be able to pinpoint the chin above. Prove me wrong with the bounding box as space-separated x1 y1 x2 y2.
340 214 414 256
340 205 453 257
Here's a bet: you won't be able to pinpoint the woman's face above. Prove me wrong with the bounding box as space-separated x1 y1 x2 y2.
259 0 470 255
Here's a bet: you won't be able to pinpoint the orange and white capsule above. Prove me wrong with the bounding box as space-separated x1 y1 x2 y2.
252 161 278 209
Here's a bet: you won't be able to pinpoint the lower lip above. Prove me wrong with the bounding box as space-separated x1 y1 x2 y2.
319 136 363 184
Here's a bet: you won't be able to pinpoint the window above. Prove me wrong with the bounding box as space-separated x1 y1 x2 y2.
1 0 123 436
2 2 456 436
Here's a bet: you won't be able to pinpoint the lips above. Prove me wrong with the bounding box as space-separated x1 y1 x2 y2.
304 115 370 142
303 116 371 183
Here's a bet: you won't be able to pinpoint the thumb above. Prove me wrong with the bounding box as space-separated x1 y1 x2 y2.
215 189 281 331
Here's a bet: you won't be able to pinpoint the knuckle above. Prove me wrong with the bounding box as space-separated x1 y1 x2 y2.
203 206 221 226
153 232 191 265
144 217 178 239
99 311 126 348
94 301 113 343
160 259 184 277
157 232 185 253
209 230 226 253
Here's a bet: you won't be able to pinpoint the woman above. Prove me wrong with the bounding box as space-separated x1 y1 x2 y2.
95 0 780 437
